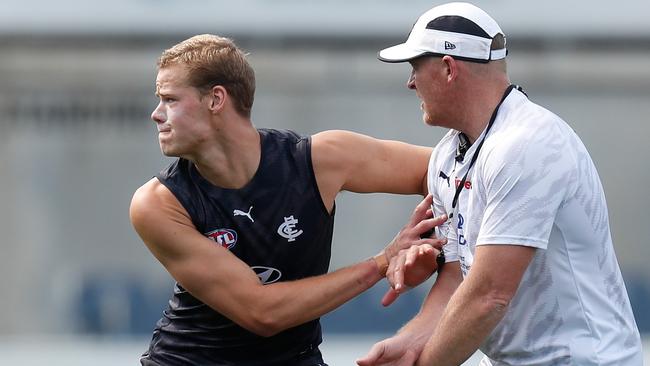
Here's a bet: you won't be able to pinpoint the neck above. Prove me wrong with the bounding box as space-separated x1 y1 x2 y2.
459 82 510 144
191 118 261 189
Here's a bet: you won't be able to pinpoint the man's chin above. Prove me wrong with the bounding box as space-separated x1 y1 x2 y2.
423 114 436 127
159 145 177 157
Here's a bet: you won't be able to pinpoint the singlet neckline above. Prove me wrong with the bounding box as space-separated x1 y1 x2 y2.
189 129 267 195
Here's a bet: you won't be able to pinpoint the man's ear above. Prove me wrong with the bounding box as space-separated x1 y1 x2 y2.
441 55 459 83
207 85 227 113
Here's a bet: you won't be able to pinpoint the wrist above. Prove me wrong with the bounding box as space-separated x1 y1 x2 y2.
372 251 389 278
397 324 431 353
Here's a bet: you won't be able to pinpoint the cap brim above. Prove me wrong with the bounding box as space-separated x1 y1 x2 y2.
377 43 428 63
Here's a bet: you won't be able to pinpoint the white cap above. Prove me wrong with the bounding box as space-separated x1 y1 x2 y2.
378 2 506 63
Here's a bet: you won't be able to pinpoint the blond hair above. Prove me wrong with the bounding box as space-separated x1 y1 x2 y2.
158 34 255 118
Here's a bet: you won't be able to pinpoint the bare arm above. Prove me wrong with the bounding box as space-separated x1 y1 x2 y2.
311 130 432 211
357 262 463 366
416 245 536 366
131 179 444 337
311 129 439 278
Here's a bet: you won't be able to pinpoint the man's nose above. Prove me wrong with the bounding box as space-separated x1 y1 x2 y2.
151 103 165 123
407 71 416 90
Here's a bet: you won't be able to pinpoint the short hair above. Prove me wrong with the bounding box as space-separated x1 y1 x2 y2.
158 34 255 118
492 34 507 73
491 33 506 52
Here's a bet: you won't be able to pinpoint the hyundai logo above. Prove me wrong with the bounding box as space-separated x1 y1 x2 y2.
251 266 282 284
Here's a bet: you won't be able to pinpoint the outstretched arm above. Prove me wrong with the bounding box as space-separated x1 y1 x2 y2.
131 179 445 337
311 130 432 212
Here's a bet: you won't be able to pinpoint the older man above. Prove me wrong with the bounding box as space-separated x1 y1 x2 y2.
358 3 643 365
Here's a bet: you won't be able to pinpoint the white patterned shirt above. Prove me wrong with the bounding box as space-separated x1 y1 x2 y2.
427 88 642 365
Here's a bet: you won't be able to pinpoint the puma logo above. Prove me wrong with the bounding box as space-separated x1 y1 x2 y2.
439 171 451 187
233 206 254 223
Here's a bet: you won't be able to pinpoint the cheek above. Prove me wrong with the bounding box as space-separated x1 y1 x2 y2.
167 105 190 127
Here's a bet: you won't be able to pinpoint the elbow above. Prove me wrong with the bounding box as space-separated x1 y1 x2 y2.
245 318 284 338
241 307 287 338
204 286 292 337
201 300 286 337
488 297 510 316
481 290 513 319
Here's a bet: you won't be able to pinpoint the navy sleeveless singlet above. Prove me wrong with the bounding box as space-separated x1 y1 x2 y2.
141 129 334 366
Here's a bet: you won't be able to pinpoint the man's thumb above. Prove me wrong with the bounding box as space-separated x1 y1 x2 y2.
356 343 384 365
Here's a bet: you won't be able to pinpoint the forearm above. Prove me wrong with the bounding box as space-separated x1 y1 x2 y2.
397 263 462 352
395 298 445 351
416 278 508 366
416 245 535 365
251 257 383 336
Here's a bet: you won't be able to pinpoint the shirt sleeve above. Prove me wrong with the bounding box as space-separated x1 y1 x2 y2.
476 125 576 249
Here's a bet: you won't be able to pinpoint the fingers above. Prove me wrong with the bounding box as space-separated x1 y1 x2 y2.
413 237 447 251
408 247 438 273
413 214 448 238
386 195 447 260
407 194 434 226
386 243 442 295
381 287 400 307
407 245 438 268
404 244 426 267
387 243 442 290
357 338 418 366
387 214 447 257
386 249 407 292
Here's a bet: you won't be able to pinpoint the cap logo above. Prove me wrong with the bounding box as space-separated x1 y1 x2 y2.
444 41 456 50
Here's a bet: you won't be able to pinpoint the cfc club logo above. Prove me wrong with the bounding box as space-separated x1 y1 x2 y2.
251 266 282 284
277 215 303 242
205 228 238 249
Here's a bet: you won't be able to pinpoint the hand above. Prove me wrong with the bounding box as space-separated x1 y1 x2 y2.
356 335 419 366
381 195 447 263
381 244 441 306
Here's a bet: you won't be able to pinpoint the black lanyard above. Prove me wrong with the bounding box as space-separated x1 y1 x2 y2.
448 84 519 220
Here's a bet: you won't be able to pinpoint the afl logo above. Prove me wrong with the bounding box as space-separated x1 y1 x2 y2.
205 228 238 250
251 266 282 285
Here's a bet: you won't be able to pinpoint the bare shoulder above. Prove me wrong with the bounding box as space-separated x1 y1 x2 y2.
131 179 175 220
129 178 193 241
131 178 162 206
